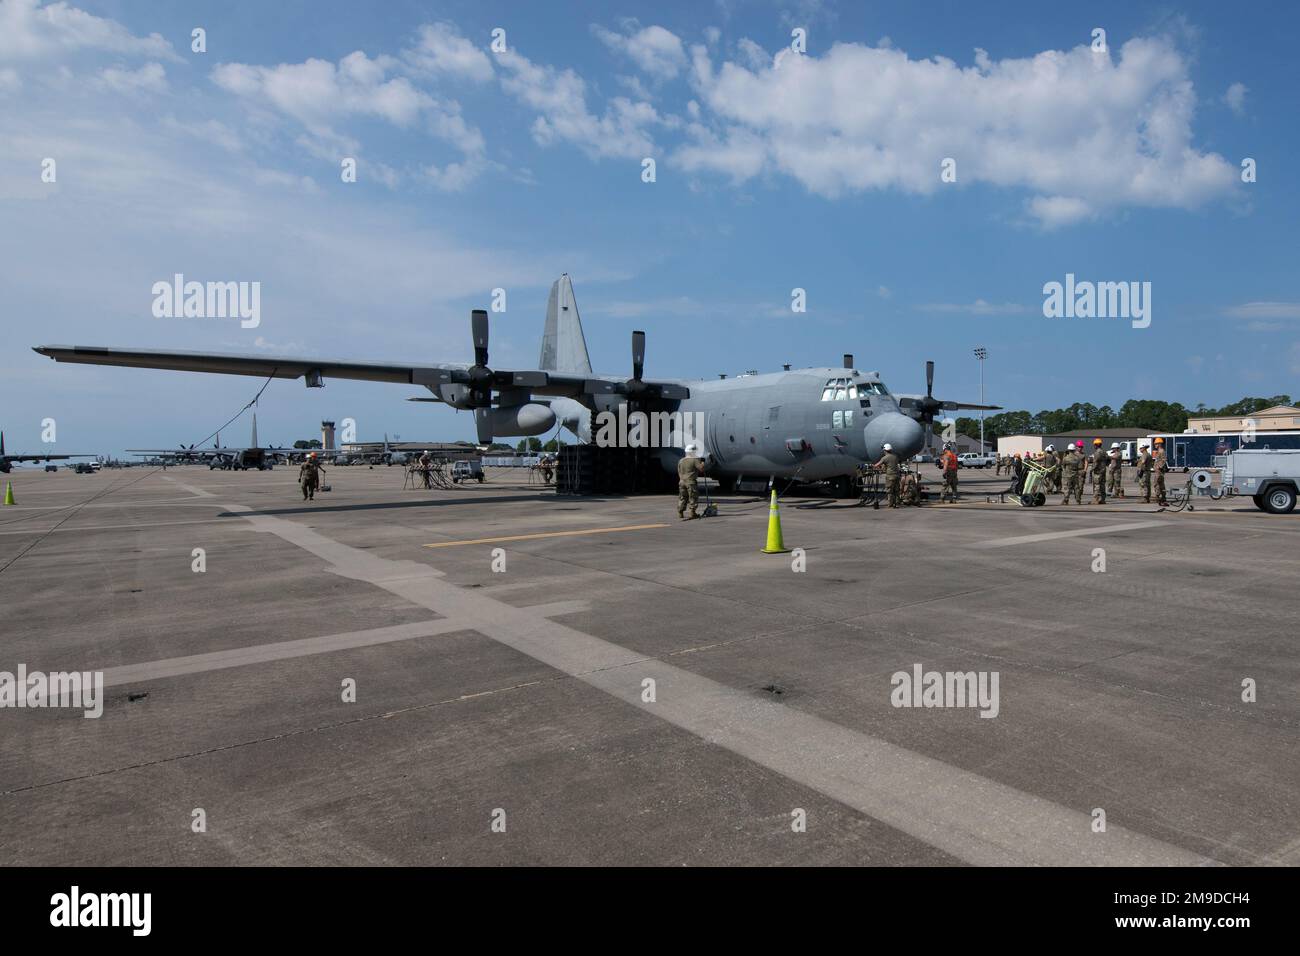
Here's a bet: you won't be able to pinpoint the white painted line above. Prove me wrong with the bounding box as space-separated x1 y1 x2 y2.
99 620 466 687
163 476 216 498
0 518 232 537
978 521 1165 548
226 503 1206 866
85 601 589 688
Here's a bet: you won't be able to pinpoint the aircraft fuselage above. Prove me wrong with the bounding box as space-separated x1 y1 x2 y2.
577 366 926 481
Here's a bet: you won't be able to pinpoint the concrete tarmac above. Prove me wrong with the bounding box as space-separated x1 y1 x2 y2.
0 463 1296 865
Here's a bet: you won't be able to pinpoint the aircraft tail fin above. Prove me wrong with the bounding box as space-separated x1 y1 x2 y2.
539 274 592 375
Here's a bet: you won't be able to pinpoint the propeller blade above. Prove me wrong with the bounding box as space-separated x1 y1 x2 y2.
632 330 645 382
471 309 490 367
474 407 493 444
925 360 935 399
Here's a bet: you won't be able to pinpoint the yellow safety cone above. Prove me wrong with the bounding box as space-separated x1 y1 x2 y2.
760 489 791 554
3 481 14 506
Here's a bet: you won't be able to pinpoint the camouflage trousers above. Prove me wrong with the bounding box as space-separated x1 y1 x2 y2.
301 478 317 500
677 480 699 517
1108 468 1124 497
885 474 901 507
1061 473 1083 504
942 470 958 502
1092 474 1107 503
1138 470 1152 502
1154 471 1168 505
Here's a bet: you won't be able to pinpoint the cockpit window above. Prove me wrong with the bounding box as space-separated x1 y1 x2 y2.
821 377 864 401
860 381 889 395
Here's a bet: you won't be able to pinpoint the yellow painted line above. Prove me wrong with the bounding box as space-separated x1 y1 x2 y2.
423 523 670 549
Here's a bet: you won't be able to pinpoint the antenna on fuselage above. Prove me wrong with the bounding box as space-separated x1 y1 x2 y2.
843 354 854 369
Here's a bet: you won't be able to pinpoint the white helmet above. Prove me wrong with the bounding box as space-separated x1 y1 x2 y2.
685 443 698 455
882 443 893 451
1110 442 1120 449
1045 444 1055 452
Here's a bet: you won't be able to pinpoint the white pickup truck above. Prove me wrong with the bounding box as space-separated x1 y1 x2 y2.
957 452 996 468
1221 449 1299 513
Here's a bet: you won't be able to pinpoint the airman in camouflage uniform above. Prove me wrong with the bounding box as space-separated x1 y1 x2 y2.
299 454 324 501
874 443 902 508
899 470 921 506
1041 446 1059 493
677 444 706 519
1060 443 1084 505
1153 442 1169 506
1107 445 1125 498
1089 440 1108 504
1135 444 1153 503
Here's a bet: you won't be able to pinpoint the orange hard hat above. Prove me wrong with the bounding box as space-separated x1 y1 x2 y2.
310 452 318 458
1154 437 1164 444
1093 438 1102 445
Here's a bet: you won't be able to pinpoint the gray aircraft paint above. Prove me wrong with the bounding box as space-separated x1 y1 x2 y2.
538 274 592 375
36 275 982 482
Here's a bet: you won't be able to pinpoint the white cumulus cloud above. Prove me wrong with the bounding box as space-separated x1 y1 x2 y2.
592 22 687 80
0 0 177 62
677 35 1238 226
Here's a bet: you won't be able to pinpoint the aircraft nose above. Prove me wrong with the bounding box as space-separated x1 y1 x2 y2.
864 413 924 460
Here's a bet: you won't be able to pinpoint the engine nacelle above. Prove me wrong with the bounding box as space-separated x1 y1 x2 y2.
487 403 555 437
435 383 473 409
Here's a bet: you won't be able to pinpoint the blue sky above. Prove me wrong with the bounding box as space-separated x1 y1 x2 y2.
2 0 1297 455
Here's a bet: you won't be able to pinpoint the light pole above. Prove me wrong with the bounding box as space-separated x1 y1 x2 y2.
973 347 987 453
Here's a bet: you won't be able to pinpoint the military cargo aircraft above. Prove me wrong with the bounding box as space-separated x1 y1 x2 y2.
0 431 96 473
35 275 997 488
127 414 342 470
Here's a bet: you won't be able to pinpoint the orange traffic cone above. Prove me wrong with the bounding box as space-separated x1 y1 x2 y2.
3 481 14 506
760 489 791 554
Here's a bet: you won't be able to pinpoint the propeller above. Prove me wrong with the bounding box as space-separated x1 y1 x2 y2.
585 330 688 401
474 407 493 445
447 309 551 443
898 359 1002 423
908 360 943 423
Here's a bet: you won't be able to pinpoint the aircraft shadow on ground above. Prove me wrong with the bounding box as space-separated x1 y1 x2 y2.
217 493 581 518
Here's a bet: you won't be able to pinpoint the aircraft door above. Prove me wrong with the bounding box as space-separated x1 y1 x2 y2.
707 405 729 468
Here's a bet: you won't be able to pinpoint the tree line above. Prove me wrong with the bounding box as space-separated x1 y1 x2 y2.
953 394 1293 444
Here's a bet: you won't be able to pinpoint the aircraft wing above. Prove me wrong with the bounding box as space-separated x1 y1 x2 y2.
33 346 689 400
127 448 234 459
897 395 1002 412
3 453 90 461
35 345 466 386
